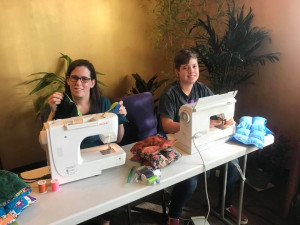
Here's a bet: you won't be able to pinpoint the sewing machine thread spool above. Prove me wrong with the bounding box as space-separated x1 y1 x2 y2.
146 175 158 185
38 180 47 193
51 179 60 192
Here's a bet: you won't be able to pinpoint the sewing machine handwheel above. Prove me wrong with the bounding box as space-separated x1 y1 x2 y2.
180 111 190 123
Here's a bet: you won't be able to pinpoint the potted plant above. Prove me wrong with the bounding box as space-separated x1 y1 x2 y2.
141 0 239 77
189 2 280 93
130 73 169 104
22 53 105 118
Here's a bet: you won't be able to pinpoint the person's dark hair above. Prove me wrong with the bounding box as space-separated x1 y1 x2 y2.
174 49 198 70
65 59 102 113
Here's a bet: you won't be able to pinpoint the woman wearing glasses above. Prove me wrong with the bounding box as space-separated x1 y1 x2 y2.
46 59 126 145
45 59 126 225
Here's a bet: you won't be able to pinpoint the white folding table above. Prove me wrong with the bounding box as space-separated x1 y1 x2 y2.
17 135 274 225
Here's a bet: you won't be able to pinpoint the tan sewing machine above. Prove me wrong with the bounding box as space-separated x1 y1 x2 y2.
174 91 238 154
39 112 126 184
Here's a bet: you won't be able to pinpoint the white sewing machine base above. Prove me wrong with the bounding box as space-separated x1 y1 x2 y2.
50 143 126 185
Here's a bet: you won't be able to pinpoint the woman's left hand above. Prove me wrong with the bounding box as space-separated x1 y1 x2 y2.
118 100 127 116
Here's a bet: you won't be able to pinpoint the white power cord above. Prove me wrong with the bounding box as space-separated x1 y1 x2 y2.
230 159 246 181
187 132 210 225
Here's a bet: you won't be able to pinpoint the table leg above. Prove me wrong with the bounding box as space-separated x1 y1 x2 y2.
211 156 248 225
220 163 228 219
211 163 235 225
237 155 247 225
127 204 133 225
161 189 167 215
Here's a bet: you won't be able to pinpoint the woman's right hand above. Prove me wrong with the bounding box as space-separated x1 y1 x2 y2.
48 92 63 114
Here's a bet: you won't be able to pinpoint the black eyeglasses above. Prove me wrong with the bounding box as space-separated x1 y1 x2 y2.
68 75 91 83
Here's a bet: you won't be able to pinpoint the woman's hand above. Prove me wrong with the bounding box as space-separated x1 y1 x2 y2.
116 101 126 143
48 92 63 114
118 100 127 117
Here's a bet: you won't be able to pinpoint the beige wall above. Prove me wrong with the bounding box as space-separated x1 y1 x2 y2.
0 0 299 170
0 0 160 170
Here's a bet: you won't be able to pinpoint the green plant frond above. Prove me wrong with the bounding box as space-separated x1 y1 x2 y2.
131 73 143 83
30 72 52 76
35 93 52 112
29 80 52 95
131 88 139 94
132 73 148 89
97 80 108 87
135 79 148 92
43 73 65 84
96 71 105 75
60 53 72 68
147 75 158 90
21 78 43 85
244 53 280 66
191 1 279 93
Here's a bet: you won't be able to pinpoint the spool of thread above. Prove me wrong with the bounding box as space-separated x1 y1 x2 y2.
51 179 60 192
141 173 157 185
147 175 158 185
38 180 47 193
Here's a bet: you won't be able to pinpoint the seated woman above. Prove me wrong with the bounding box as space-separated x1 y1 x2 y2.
45 59 127 225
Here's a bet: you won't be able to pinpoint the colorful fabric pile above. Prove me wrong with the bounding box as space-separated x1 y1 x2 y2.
130 134 181 168
0 170 36 225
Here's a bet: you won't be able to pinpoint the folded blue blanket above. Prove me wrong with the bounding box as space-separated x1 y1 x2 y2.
231 116 273 149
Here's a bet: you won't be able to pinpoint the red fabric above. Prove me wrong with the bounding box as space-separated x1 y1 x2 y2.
130 135 180 168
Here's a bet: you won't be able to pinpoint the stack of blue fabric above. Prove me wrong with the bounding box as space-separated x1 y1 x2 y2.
0 170 36 225
231 116 273 149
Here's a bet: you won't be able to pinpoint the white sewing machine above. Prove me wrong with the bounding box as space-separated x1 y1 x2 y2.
39 112 126 184
174 91 238 154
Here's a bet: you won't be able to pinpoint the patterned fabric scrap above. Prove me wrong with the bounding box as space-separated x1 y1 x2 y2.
0 170 36 225
130 135 181 168
0 195 36 225
6 195 36 218
0 212 15 225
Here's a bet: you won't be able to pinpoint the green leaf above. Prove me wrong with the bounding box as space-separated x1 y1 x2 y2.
60 53 72 68
96 71 105 75
191 2 280 93
97 80 108 87
147 75 158 90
